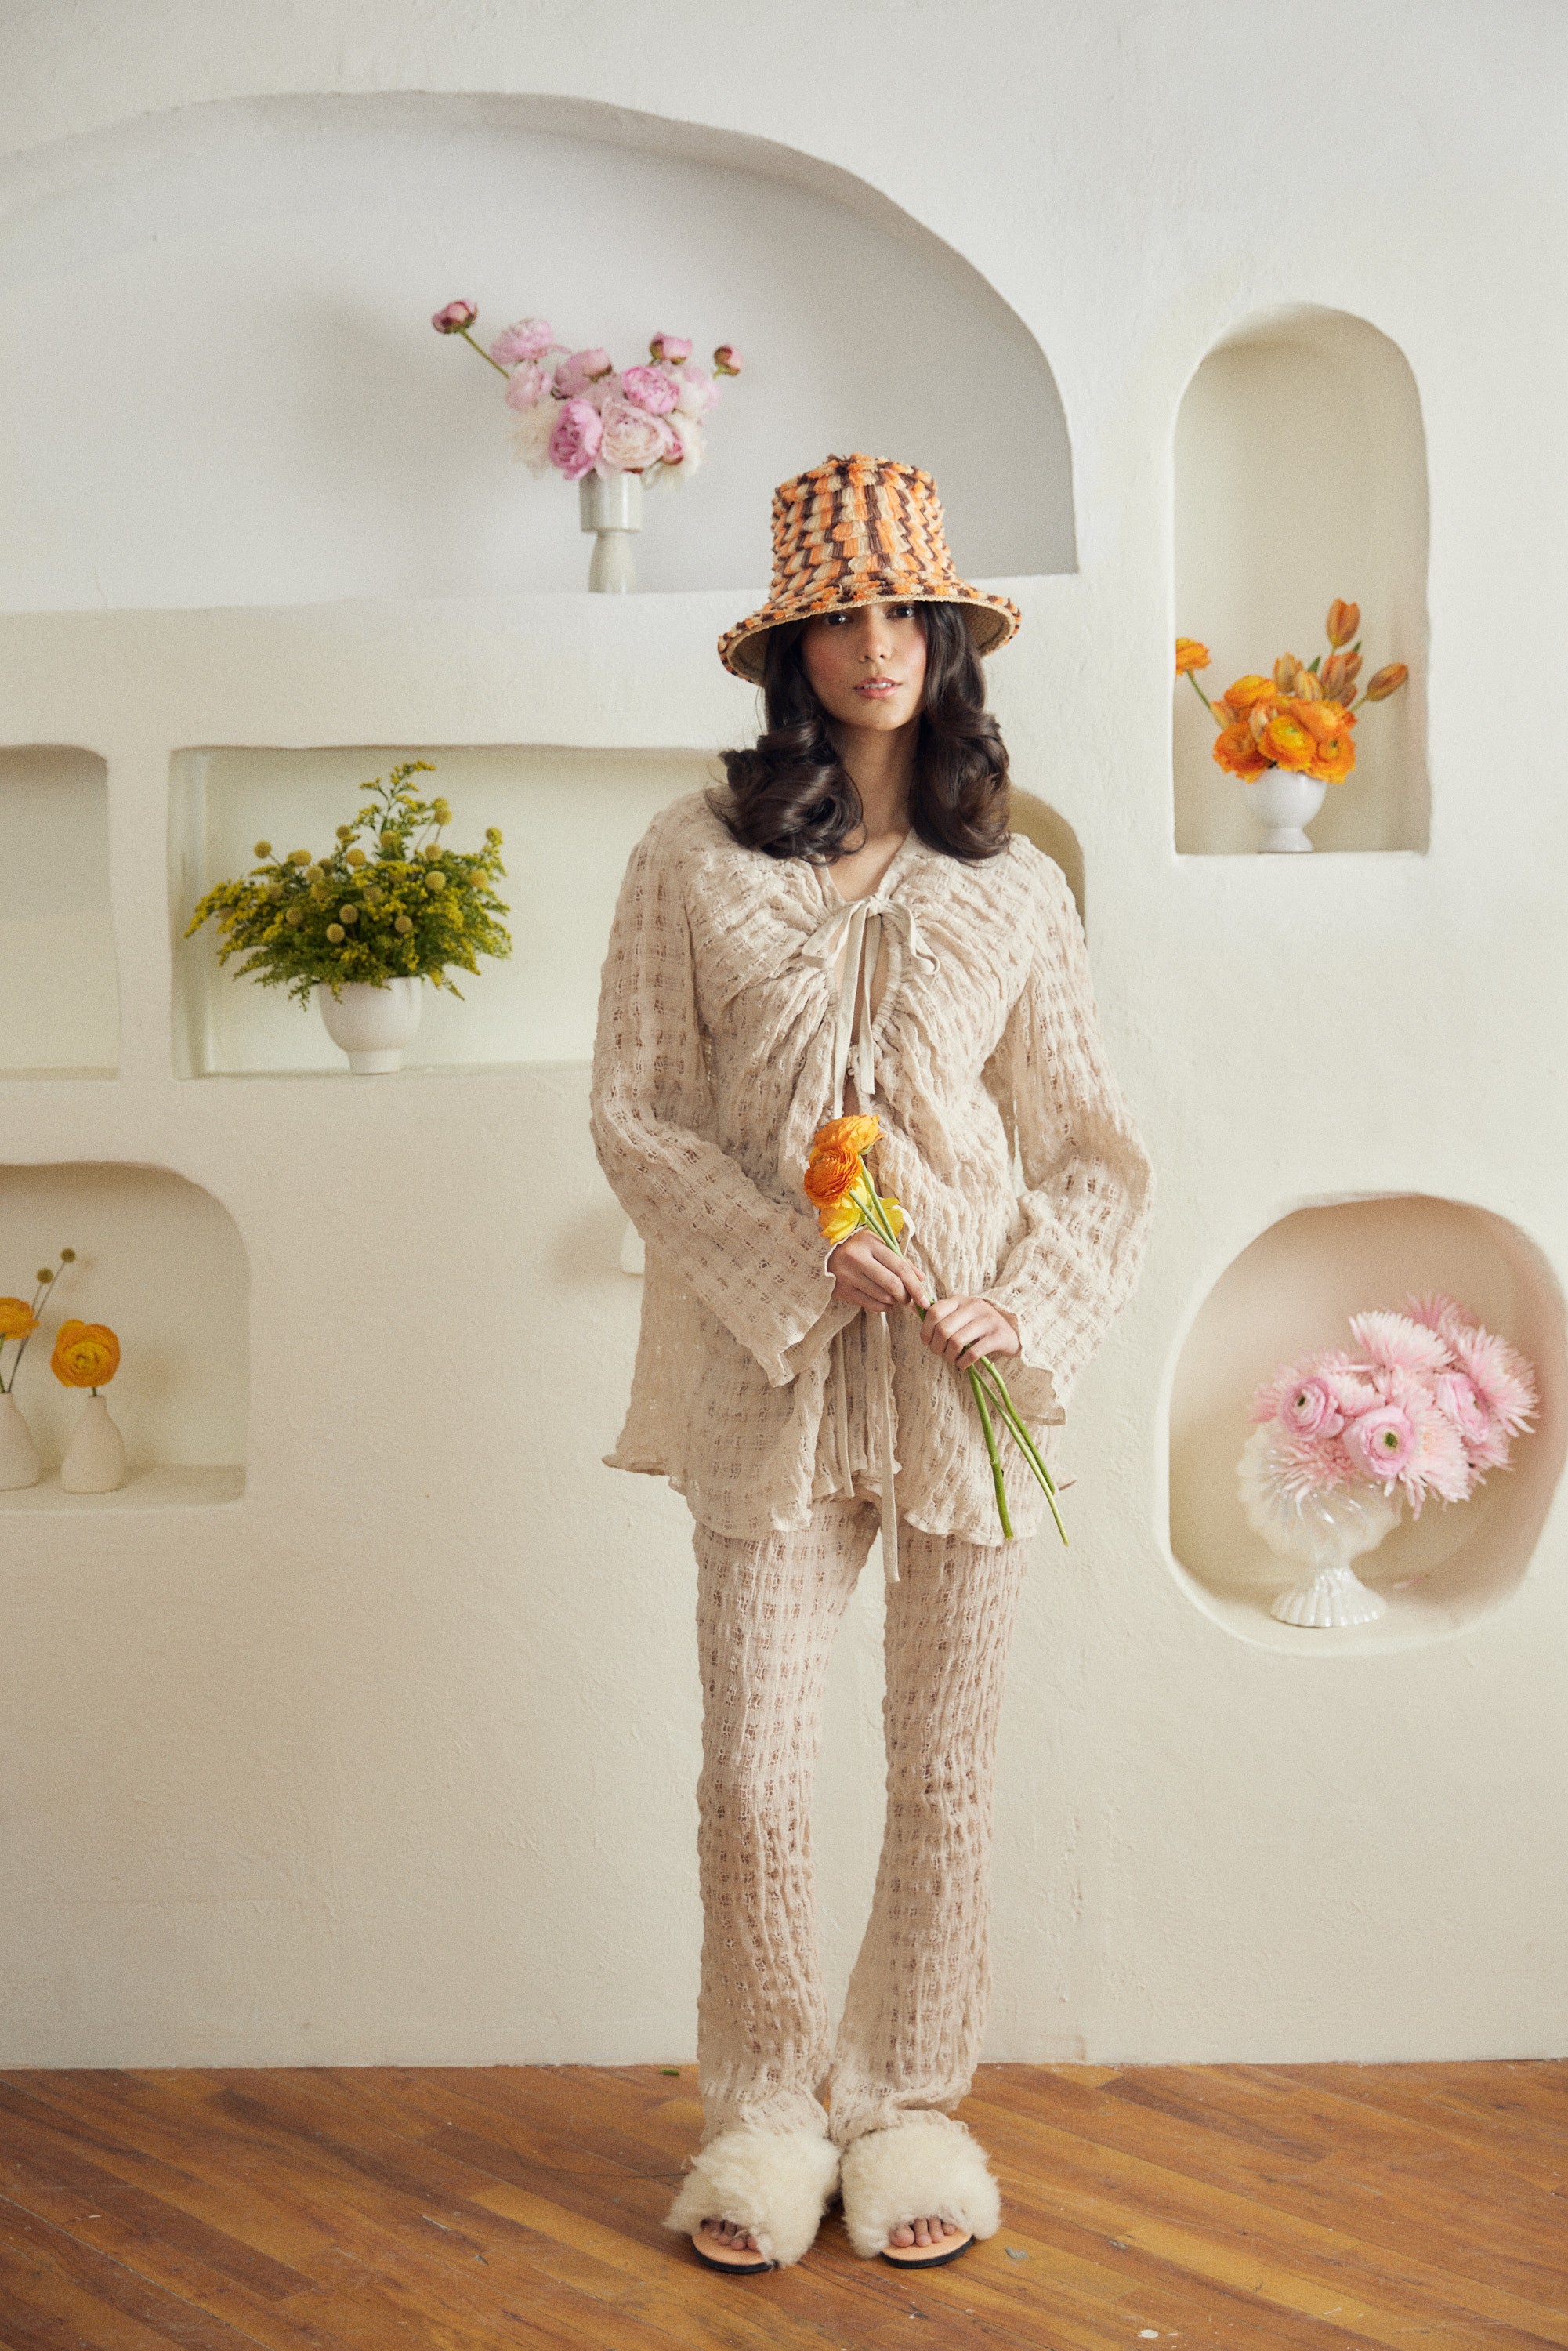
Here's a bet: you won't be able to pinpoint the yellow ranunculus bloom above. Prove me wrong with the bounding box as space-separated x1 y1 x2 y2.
878 1194 905 1238
0 1297 38 1340
1175 637 1210 675
818 1193 863 1244
51 1320 120 1389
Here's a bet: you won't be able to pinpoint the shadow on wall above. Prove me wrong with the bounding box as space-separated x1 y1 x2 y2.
1173 305 1429 857
0 92 1076 611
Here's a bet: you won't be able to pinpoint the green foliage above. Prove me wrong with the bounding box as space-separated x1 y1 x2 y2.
185 763 512 1005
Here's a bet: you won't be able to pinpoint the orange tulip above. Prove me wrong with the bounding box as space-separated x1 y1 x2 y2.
0 1298 38 1341
51 1320 120 1389
1273 652 1307 694
1175 637 1211 675
1214 719 1272 779
1364 662 1409 701
1326 599 1360 648
1222 674 1275 715
1258 708 1317 771
1320 648 1361 702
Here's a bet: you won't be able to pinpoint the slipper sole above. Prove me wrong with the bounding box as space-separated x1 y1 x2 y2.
878 2231 975 2269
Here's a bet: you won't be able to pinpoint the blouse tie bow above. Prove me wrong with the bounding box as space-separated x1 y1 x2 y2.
798 888 940 1587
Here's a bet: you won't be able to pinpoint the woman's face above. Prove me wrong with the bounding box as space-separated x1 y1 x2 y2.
798 601 927 736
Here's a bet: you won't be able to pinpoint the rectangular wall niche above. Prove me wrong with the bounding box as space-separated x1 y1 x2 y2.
0 747 119 1076
0 1161 248 1511
170 745 709 1078
1173 306 1429 857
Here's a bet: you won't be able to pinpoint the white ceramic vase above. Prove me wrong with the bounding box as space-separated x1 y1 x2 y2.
579 469 643 593
316 977 423 1074
1236 1423 1396 1628
60 1393 126 1494
1248 767 1327 853
0 1391 42 1490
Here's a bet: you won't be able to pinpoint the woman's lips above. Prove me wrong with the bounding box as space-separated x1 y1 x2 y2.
856 679 900 696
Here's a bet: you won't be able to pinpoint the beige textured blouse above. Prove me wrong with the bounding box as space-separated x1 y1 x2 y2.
588 786 1153 1553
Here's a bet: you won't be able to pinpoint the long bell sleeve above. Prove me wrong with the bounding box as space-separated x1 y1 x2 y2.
980 860 1154 1407
590 810 842 1389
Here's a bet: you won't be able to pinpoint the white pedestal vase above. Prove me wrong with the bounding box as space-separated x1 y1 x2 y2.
579 470 643 592
60 1393 126 1494
1248 767 1327 853
315 977 422 1074
0 1392 42 1489
1236 1423 1398 1628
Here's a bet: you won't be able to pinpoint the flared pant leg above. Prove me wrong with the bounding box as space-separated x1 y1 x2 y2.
690 1499 1026 2150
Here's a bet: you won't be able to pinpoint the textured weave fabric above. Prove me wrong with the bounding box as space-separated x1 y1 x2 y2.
691 1498 1026 2149
588 786 1153 1544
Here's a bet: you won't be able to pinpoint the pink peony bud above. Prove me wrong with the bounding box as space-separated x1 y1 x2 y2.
548 397 605 482
554 348 615 399
1342 1404 1415 1484
488 316 559 366
620 364 680 416
432 299 478 334
713 344 742 375
650 332 693 364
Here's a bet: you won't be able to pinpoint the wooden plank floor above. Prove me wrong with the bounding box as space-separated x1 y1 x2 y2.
0 2062 1563 2349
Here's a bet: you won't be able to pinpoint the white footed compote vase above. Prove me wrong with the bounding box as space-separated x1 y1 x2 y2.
1237 1424 1397 1627
580 469 643 592
1249 769 1327 853
60 1394 126 1494
316 978 422 1074
0 1392 42 1490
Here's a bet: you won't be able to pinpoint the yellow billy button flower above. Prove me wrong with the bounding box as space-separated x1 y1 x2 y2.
335 824 353 842
346 846 367 867
253 840 273 858
395 915 414 935
339 904 359 924
326 922 345 942
425 871 446 893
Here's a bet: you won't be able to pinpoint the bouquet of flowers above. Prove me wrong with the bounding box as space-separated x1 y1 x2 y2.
186 762 511 1005
1248 1293 1536 1518
0 1248 74 1394
1176 599 1407 787
804 1115 1067 1545
432 306 741 484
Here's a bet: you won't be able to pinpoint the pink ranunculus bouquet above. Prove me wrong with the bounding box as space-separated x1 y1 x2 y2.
1248 1293 1537 1517
430 304 741 487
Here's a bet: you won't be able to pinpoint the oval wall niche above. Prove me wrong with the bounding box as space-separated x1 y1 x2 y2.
1173 306 1429 857
0 1162 248 1509
0 93 1074 611
1168 1195 1566 1654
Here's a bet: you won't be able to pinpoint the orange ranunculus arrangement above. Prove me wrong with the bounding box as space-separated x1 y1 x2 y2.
804 1116 1067 1545
1176 604 1408 789
51 1320 121 1393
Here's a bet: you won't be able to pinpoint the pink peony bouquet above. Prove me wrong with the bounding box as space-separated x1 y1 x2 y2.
1249 1293 1537 1516
431 303 741 485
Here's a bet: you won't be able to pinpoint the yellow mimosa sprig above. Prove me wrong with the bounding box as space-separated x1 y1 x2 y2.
805 1118 1067 1545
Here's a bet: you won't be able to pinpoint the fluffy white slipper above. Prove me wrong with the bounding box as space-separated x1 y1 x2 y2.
663 2123 841 2269
838 2111 1001 2260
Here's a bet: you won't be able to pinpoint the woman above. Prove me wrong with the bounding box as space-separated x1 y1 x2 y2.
589 453 1153 2277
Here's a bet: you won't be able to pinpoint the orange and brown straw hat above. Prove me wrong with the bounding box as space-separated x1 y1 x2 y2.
717 451 1021 683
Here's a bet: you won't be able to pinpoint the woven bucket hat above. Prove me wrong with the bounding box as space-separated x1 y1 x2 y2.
717 451 1021 683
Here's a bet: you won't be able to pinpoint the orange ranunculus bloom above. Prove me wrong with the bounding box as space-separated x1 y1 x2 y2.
1309 730 1356 784
1258 708 1317 771
1294 697 1354 744
1326 599 1360 648
1221 674 1275 715
1175 637 1211 675
1364 662 1409 701
813 1114 880 1159
0 1297 38 1341
804 1141 862 1209
51 1320 120 1389
1214 719 1271 779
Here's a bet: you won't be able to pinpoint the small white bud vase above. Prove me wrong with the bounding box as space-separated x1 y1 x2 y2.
579 470 643 593
1249 768 1327 853
315 977 423 1074
60 1394 126 1494
0 1392 42 1489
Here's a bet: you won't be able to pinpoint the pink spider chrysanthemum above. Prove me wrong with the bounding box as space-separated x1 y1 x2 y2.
1347 1309 1453 1379
1405 1291 1483 1343
1447 1321 1537 1442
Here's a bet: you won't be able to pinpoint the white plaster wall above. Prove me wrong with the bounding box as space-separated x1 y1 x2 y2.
2 0 1566 2070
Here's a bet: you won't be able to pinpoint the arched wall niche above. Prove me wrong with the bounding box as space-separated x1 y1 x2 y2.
0 1161 248 1508
0 747 118 1078
1010 790 1085 922
0 92 1075 613
1172 305 1429 857
1167 1194 1566 1655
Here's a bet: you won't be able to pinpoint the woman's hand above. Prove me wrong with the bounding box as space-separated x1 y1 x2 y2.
918 1294 1021 1373
827 1232 929 1314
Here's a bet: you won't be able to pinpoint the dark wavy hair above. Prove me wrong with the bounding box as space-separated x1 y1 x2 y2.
706 601 1011 864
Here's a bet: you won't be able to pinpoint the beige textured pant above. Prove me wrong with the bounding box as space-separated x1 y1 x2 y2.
690 1496 1026 2151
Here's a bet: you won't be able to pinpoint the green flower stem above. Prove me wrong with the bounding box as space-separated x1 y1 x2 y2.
460 327 510 378
1186 669 1222 723
969 1366 1013 1539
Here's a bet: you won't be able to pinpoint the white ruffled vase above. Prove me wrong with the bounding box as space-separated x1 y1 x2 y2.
1236 1423 1396 1627
60 1394 127 1494
316 977 423 1074
0 1392 42 1490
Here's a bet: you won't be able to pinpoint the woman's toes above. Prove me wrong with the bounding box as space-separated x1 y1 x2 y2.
889 2222 917 2246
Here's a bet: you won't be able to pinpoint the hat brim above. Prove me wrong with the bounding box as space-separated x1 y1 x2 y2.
718 580 1021 684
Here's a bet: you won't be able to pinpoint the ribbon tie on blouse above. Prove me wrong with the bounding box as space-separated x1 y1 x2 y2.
798 888 939 1586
